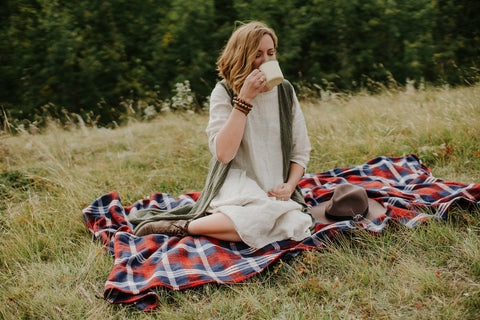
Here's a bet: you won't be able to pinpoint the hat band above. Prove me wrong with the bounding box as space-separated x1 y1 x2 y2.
325 206 368 222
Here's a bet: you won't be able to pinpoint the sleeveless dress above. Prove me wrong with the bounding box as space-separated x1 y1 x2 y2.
206 82 313 248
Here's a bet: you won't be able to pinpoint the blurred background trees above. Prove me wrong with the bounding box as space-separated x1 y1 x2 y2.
1 0 479 126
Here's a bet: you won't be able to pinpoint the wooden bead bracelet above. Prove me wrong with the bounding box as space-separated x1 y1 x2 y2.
233 97 253 115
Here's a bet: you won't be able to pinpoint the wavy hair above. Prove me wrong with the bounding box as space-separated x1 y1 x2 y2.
217 21 278 94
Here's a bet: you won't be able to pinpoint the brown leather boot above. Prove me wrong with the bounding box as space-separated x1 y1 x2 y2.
135 219 190 237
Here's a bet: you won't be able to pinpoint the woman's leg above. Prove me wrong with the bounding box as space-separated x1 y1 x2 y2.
187 213 242 242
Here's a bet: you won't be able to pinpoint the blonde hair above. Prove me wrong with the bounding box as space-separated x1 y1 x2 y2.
217 21 278 94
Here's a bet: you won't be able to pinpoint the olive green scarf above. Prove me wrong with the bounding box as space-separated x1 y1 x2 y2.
129 80 314 233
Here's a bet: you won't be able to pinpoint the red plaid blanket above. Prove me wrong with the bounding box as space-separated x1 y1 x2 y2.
82 154 480 311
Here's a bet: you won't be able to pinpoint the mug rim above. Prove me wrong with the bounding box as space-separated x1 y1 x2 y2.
259 60 279 67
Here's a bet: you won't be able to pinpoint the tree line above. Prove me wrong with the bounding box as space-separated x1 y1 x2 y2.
1 0 479 126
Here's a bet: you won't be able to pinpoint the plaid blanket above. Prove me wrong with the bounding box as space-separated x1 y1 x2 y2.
82 154 480 311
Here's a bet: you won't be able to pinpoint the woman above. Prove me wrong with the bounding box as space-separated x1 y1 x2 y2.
133 21 314 249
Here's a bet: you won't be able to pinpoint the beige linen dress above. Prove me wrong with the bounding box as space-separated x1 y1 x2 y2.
206 82 313 248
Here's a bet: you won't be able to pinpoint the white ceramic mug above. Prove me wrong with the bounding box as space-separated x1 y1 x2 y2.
259 60 284 88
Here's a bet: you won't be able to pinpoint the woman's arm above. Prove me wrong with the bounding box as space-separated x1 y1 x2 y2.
215 69 267 163
268 87 311 200
214 109 247 163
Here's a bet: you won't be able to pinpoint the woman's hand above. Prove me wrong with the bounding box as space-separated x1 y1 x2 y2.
237 69 266 103
268 183 295 201
268 162 306 201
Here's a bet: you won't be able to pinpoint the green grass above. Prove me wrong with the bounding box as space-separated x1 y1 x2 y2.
0 84 479 319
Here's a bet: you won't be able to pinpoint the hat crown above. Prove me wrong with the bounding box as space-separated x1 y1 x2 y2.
325 184 368 220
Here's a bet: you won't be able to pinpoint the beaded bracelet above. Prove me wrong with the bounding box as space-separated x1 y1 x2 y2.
234 102 252 112
233 97 253 109
232 97 253 115
234 105 250 115
234 103 251 115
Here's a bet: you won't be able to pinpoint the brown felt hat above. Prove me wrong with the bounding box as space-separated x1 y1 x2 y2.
310 183 386 224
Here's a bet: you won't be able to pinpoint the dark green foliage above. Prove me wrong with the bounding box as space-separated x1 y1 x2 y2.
0 0 478 125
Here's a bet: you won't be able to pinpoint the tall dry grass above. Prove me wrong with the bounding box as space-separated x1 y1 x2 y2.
0 84 479 319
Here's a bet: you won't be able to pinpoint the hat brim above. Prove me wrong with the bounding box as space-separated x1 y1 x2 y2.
311 198 387 224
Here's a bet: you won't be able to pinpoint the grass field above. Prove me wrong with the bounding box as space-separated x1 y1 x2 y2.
0 84 479 319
